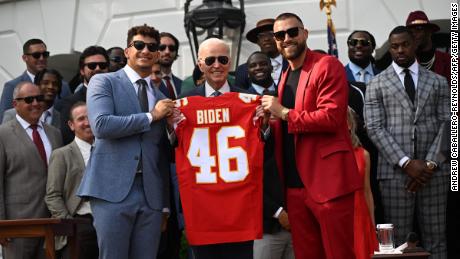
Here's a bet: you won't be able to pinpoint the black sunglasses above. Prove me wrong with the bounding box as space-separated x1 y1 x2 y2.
85 62 108 70
347 38 372 47
129 41 159 52
158 44 177 52
273 27 301 41
202 56 229 66
15 95 45 104
25 51 50 59
110 56 126 63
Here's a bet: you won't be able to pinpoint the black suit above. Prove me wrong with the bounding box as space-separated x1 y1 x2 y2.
179 82 253 259
57 87 87 145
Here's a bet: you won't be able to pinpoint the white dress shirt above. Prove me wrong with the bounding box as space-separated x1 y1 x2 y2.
271 54 283 85
124 65 157 122
204 81 230 97
26 70 35 82
348 62 375 84
16 114 52 163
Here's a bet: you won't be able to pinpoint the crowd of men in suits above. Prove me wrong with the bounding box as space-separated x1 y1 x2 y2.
0 8 455 259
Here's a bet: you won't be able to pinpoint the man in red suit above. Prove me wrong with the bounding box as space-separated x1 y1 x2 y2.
261 13 362 259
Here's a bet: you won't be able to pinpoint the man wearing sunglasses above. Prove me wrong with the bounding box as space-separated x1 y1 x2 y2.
0 38 71 122
77 24 175 259
261 13 362 259
158 32 182 100
107 46 127 72
235 18 289 89
344 30 380 84
58 45 109 145
0 82 63 259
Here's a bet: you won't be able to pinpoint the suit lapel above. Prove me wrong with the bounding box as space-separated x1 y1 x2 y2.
383 68 413 111
11 120 43 162
295 51 316 110
69 141 86 175
415 67 433 121
118 70 142 113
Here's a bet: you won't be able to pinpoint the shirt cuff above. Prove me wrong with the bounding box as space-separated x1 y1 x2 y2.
162 208 170 214
273 207 284 218
146 112 153 123
398 156 410 168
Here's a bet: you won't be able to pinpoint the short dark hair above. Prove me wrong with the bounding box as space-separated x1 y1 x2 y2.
23 39 46 54
78 45 109 69
34 68 63 97
347 30 377 49
69 101 87 121
275 13 304 26
389 26 414 39
127 24 160 47
247 51 270 64
160 32 180 58
107 46 124 55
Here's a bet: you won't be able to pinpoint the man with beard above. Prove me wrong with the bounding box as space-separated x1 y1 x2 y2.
58 46 109 144
158 32 182 99
107 47 127 72
235 18 288 89
345 30 380 84
406 10 450 85
0 39 71 122
247 51 294 259
365 26 449 258
261 13 361 259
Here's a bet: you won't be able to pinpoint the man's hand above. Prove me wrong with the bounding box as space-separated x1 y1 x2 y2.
403 159 433 185
254 105 270 130
405 162 435 193
151 99 175 121
278 210 291 231
0 238 10 247
261 95 285 119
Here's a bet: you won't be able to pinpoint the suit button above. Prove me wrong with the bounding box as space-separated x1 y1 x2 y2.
134 156 139 160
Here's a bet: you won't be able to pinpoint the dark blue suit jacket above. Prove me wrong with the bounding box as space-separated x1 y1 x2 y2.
0 71 72 122
159 74 182 99
234 57 289 89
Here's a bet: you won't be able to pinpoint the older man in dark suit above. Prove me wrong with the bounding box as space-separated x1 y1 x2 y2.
0 81 62 259
365 26 449 258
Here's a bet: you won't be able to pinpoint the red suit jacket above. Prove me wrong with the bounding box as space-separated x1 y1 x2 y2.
273 49 362 203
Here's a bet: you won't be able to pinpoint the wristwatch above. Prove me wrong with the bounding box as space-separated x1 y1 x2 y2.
425 160 438 170
281 108 290 121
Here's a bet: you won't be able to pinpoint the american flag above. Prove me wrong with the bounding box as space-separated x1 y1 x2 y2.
327 18 338 57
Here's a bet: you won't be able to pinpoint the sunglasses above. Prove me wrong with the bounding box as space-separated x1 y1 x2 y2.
158 44 177 52
15 95 45 104
110 56 126 63
273 27 301 41
202 56 229 66
257 31 274 40
347 38 372 47
129 41 159 52
85 62 108 70
25 51 50 59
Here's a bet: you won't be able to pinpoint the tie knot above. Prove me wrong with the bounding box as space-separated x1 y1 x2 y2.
404 68 411 75
137 79 147 86
211 91 221 97
30 124 38 130
163 75 170 80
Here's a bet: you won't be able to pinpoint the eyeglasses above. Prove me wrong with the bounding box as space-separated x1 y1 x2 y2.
129 41 159 52
15 95 45 104
347 38 372 47
201 56 229 66
273 27 301 41
110 56 126 63
158 44 177 52
25 51 50 59
85 62 108 70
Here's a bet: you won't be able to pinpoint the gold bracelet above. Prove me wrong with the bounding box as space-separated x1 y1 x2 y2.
281 108 290 121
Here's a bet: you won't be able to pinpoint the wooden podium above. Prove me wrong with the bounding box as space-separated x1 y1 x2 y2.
0 218 91 259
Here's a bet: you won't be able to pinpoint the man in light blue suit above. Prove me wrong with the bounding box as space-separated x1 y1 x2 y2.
77 24 176 259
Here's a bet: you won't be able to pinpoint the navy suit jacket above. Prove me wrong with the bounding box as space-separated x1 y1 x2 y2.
159 74 182 99
0 71 72 122
235 58 288 89
77 69 170 210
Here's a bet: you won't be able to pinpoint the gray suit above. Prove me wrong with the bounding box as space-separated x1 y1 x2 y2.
3 107 61 128
0 119 62 259
364 64 449 258
77 68 170 259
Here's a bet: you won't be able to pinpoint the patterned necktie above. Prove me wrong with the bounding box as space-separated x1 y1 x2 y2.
30 124 47 166
211 91 222 97
163 76 176 99
403 69 416 103
137 79 149 112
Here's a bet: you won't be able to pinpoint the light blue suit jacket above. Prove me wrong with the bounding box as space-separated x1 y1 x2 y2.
77 69 170 210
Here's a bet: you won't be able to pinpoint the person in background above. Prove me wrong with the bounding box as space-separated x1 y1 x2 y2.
107 47 127 72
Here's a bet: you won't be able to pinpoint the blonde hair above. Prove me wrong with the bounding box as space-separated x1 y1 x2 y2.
347 107 361 148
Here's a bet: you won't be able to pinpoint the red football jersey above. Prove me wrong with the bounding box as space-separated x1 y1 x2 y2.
174 92 264 245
